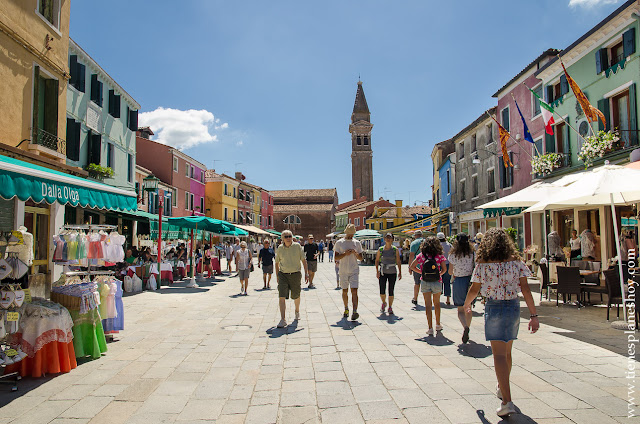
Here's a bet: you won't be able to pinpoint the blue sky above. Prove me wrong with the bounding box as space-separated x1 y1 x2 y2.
71 0 624 205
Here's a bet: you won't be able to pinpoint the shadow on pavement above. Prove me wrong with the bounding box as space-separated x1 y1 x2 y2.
266 320 304 338
377 313 403 324
457 341 492 358
415 332 454 346
413 304 426 311
331 318 362 330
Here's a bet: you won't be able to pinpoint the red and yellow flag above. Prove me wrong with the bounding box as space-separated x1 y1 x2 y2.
560 60 606 128
489 114 513 168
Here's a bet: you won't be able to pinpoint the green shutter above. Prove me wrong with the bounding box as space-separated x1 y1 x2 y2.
560 75 569 96
623 27 636 58
32 66 40 137
69 55 77 87
545 132 555 153
563 123 571 166
77 63 85 93
629 83 638 146
44 78 58 136
595 49 608 74
597 99 611 131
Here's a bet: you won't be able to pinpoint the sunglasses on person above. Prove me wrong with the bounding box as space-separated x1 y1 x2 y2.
284 235 293 239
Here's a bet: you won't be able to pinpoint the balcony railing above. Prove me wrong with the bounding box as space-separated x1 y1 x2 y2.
32 127 66 156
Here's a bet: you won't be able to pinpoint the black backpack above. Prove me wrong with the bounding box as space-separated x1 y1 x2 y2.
421 256 440 282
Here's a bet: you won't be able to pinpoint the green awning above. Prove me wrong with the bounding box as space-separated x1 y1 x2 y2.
483 207 524 218
266 229 281 236
0 154 137 211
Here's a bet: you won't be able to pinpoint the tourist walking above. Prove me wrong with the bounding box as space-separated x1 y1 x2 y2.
225 241 233 273
463 228 539 418
303 235 319 289
204 244 215 278
318 239 325 262
448 233 475 343
258 239 275 289
375 233 402 315
335 259 340 289
235 241 252 295
328 240 334 262
408 230 424 306
438 232 452 305
275 230 308 328
232 238 241 273
334 224 363 320
409 236 446 335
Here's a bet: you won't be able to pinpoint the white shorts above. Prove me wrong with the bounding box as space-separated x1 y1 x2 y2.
340 272 359 289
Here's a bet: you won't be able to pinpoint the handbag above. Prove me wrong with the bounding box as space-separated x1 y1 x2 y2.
250 262 254 272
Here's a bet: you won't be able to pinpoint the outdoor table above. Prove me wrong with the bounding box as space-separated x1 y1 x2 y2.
149 262 174 283
579 270 600 277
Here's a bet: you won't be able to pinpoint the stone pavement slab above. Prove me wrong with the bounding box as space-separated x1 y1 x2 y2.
0 260 636 423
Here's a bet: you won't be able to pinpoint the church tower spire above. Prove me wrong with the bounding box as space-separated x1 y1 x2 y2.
349 81 374 201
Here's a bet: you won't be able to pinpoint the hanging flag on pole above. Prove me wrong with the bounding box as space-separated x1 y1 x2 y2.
488 114 514 168
528 86 555 135
513 97 535 143
559 58 606 128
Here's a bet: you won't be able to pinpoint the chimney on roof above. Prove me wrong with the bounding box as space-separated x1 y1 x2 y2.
235 172 245 181
395 200 403 218
355 188 361 200
137 127 154 139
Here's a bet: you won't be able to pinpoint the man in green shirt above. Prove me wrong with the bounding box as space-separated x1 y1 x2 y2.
125 249 136 265
275 229 308 328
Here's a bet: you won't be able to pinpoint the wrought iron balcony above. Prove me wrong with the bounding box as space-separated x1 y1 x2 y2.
32 127 66 156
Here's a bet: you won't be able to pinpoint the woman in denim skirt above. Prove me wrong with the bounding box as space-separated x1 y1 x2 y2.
447 233 475 344
463 229 539 418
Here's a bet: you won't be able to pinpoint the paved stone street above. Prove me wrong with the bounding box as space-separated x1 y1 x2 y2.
0 260 635 423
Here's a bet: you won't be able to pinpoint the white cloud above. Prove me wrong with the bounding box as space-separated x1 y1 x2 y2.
236 140 244 147
568 0 620 8
139 107 229 150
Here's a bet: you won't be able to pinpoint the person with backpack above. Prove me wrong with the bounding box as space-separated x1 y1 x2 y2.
318 240 325 262
448 233 475 343
409 236 447 335
375 233 402 315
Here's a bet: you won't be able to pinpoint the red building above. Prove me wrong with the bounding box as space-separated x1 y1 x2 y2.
260 190 274 230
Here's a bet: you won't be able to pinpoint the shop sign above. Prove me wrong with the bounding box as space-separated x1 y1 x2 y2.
41 182 80 204
622 217 639 226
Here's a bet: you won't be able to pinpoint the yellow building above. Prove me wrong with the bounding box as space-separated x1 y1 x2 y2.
366 201 432 231
205 171 238 223
244 182 263 227
0 0 71 162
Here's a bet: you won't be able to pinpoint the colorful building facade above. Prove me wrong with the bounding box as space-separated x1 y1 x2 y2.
204 171 238 223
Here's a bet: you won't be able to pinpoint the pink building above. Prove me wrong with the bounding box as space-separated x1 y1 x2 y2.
261 190 274 230
492 49 559 248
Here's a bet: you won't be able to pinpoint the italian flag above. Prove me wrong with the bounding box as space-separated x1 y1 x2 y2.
529 87 555 135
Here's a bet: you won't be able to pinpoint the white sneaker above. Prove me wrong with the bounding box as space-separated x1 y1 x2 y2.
496 401 516 417
277 319 287 328
435 324 443 331
295 311 300 320
427 328 434 336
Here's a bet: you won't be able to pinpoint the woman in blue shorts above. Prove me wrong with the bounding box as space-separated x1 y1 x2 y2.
463 229 539 418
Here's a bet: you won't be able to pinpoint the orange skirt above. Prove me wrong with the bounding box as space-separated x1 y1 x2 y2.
5 340 77 378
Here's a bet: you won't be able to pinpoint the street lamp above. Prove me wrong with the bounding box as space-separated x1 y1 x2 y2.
143 174 163 289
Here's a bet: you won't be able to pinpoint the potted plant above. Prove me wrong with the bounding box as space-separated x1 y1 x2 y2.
577 130 620 169
504 227 518 245
85 163 114 180
531 153 564 175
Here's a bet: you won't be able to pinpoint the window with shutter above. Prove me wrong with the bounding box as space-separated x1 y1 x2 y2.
545 86 554 103
623 27 636 58
65 118 81 161
90 75 102 106
69 55 77 87
88 132 101 165
596 49 608 74
128 108 138 131
629 83 638 146
560 75 569 96
76 63 85 92
597 98 611 131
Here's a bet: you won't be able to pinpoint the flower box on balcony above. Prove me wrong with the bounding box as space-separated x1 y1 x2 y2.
85 163 114 180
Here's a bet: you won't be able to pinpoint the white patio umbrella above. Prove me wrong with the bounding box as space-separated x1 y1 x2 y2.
477 173 582 209
524 164 640 321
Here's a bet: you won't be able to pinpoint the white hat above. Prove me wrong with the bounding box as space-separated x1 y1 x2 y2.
437 232 446 240
345 224 356 235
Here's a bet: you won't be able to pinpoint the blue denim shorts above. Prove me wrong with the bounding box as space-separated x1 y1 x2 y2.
420 280 442 293
452 276 472 306
484 298 520 342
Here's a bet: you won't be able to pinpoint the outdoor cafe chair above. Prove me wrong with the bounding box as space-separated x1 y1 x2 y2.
581 262 606 304
603 268 623 320
555 266 583 308
539 262 554 301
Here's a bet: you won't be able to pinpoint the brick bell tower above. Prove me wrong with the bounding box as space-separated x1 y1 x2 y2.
349 81 374 201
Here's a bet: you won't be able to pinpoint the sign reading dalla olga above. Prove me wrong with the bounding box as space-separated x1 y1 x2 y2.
41 182 80 204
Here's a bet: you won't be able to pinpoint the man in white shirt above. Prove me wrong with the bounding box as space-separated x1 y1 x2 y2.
334 224 363 321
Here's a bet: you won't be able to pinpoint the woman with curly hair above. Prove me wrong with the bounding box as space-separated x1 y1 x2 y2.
409 236 446 335
463 228 539 418
448 233 475 343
